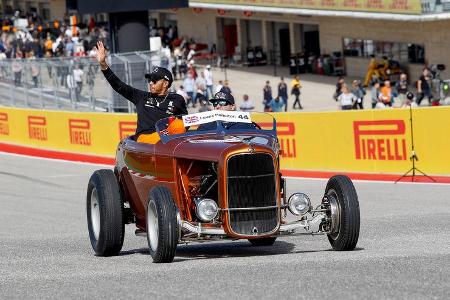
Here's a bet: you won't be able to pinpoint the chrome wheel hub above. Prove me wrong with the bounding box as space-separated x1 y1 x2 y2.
90 188 100 240
147 201 159 251
325 190 341 240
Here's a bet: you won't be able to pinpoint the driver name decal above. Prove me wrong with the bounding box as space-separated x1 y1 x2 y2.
28 116 48 141
0 112 9 135
182 110 252 126
69 119 91 145
354 120 407 161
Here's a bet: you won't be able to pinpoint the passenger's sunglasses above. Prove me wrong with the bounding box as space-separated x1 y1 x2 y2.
212 100 230 107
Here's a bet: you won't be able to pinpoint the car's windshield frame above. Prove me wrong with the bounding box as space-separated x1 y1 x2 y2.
155 112 277 144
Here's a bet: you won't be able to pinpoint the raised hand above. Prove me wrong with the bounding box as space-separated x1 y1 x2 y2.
96 41 108 69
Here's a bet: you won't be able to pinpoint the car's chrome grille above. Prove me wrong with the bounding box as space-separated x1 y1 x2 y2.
227 153 278 235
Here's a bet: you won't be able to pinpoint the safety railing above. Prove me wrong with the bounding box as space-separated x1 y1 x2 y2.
0 49 168 113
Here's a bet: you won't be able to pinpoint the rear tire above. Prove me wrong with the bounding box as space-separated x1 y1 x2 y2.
146 186 179 263
324 175 360 251
87 169 124 256
248 237 277 246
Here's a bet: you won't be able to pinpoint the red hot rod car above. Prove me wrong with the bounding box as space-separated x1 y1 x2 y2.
86 111 360 263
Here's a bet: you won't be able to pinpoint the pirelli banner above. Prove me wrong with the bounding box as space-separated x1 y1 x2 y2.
195 0 422 14
0 108 136 158
0 106 450 175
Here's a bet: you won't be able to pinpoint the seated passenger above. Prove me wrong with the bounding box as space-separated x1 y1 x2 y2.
198 92 257 131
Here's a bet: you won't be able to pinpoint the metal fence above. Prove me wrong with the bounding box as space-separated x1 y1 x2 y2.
0 50 168 113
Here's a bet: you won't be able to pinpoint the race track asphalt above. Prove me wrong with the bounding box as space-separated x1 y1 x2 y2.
1 152 449 299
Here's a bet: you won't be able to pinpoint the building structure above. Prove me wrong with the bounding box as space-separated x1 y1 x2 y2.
151 0 450 79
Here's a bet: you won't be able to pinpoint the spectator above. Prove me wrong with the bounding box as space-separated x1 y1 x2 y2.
277 77 288 112
220 80 232 94
176 85 188 102
395 73 409 107
187 60 197 78
203 65 214 99
291 75 302 109
73 65 84 100
337 84 356 110
29 51 40 88
416 68 433 106
239 94 254 112
215 80 223 94
333 77 345 101
379 80 393 107
351 80 365 109
66 72 76 101
44 35 53 56
195 71 207 101
198 94 210 112
183 73 196 107
268 96 284 112
371 81 381 109
12 52 22 86
263 80 272 112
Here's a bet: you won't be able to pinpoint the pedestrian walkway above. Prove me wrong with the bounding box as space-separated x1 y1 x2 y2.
173 64 364 113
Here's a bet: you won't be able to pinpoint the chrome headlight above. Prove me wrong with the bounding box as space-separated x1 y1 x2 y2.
288 193 311 216
195 198 219 222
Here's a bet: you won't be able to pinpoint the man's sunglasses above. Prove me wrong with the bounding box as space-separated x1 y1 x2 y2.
212 100 231 107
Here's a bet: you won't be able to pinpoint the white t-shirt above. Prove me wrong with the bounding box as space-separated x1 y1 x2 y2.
204 69 213 86
338 93 356 106
240 100 255 112
73 69 84 83
176 89 188 101
215 84 223 94
195 77 206 91
65 28 73 38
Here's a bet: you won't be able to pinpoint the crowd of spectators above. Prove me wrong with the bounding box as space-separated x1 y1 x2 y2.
0 10 109 60
333 65 447 110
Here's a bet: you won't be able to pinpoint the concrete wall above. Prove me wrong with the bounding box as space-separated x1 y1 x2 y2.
176 9 218 48
49 0 66 20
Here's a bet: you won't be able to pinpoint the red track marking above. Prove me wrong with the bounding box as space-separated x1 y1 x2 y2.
0 142 115 165
1 142 449 184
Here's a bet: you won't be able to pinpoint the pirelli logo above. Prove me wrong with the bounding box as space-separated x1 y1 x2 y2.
28 116 48 141
118 121 137 139
366 0 383 9
260 122 297 158
354 120 407 161
390 0 411 9
320 0 337 7
0 112 9 135
69 119 91 145
342 0 361 8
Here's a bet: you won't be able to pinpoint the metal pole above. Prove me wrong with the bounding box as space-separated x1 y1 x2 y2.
272 50 277 77
24 63 29 107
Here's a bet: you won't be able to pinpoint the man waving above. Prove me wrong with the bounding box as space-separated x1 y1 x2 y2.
96 41 187 142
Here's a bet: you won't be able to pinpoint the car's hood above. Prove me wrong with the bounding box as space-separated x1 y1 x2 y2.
172 134 275 162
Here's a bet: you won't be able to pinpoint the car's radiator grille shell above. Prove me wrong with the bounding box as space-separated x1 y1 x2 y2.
226 153 278 235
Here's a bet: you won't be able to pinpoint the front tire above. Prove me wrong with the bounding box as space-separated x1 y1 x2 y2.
146 186 179 263
87 169 124 256
324 175 360 251
248 237 277 246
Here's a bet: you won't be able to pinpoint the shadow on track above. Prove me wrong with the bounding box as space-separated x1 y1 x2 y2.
118 241 366 262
